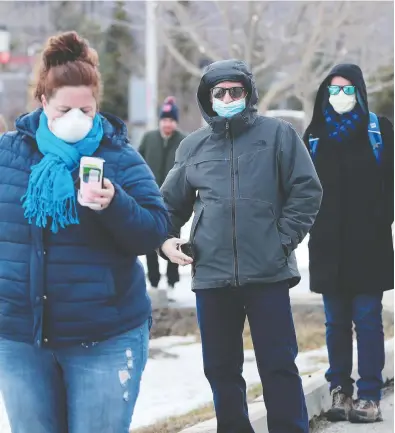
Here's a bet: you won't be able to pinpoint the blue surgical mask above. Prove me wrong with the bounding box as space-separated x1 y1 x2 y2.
212 97 246 118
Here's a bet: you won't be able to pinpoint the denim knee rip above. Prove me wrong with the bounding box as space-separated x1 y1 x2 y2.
118 348 133 402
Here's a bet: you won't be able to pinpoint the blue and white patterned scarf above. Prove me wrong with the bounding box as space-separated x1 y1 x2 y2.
324 104 364 143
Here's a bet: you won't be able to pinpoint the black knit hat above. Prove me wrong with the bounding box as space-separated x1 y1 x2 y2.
159 96 179 122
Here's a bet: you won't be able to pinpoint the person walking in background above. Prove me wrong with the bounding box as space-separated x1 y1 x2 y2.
139 97 186 291
160 59 323 433
304 64 394 423
0 31 168 433
0 114 8 135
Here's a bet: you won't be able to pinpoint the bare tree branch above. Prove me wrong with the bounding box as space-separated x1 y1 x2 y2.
243 1 257 67
257 2 328 111
368 81 394 95
213 1 236 57
163 1 222 62
158 26 202 78
157 0 393 115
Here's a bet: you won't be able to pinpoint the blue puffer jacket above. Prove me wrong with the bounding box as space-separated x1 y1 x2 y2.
0 109 169 348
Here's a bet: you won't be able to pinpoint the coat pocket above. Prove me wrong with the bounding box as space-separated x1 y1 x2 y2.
270 207 292 257
236 199 287 279
190 205 204 244
189 206 204 276
237 146 276 201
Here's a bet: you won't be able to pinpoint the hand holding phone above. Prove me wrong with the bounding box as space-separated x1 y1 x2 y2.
161 238 193 266
179 242 195 261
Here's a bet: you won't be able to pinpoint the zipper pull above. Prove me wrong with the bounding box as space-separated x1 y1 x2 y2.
226 121 229 138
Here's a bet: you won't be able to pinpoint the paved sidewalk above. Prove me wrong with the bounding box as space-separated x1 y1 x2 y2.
314 391 394 433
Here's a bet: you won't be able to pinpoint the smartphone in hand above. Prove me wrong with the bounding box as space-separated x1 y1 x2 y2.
179 242 195 260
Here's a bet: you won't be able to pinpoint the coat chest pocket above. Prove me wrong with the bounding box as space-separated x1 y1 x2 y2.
237 146 276 201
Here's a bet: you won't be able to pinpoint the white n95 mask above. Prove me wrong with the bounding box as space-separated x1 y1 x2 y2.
51 108 93 143
329 93 357 115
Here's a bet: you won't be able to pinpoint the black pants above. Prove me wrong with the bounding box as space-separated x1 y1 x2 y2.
146 251 179 288
195 282 308 433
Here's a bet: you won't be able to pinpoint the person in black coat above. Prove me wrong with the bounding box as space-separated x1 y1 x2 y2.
304 64 394 424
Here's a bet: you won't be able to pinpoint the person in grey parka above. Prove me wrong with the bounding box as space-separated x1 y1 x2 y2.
160 59 323 433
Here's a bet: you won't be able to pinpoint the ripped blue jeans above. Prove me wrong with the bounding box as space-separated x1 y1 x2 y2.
0 320 150 433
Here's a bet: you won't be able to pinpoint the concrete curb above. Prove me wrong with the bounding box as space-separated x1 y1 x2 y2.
179 338 394 433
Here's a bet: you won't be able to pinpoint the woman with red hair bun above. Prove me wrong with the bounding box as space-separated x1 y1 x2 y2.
0 31 169 432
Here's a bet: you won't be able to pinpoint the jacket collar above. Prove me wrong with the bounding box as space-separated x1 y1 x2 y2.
209 109 257 137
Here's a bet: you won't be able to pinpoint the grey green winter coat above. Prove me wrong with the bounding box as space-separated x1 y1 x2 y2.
139 130 186 186
160 60 323 290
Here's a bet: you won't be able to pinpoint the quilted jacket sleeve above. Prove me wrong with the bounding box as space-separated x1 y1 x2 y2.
94 146 169 255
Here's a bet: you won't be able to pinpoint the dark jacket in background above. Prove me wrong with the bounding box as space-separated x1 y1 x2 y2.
161 59 323 290
0 109 169 348
303 64 394 296
139 130 186 186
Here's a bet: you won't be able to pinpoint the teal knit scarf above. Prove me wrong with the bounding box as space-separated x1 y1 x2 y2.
22 111 104 233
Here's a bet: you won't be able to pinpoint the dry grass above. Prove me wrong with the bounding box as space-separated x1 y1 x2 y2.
131 404 214 433
240 305 393 353
182 304 333 352
242 304 328 351
151 304 395 354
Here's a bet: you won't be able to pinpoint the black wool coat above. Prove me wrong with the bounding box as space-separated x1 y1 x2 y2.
303 64 394 296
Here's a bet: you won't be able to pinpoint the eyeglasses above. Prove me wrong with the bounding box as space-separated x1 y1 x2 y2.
328 85 356 96
211 87 246 100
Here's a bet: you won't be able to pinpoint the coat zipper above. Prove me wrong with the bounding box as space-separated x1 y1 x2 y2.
227 121 239 287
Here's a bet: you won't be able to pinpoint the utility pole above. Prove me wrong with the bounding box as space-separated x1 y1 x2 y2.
145 0 158 131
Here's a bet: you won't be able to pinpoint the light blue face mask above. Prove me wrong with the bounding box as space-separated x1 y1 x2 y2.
212 97 246 118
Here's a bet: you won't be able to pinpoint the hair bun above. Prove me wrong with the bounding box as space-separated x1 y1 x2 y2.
43 31 98 69
164 96 176 104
